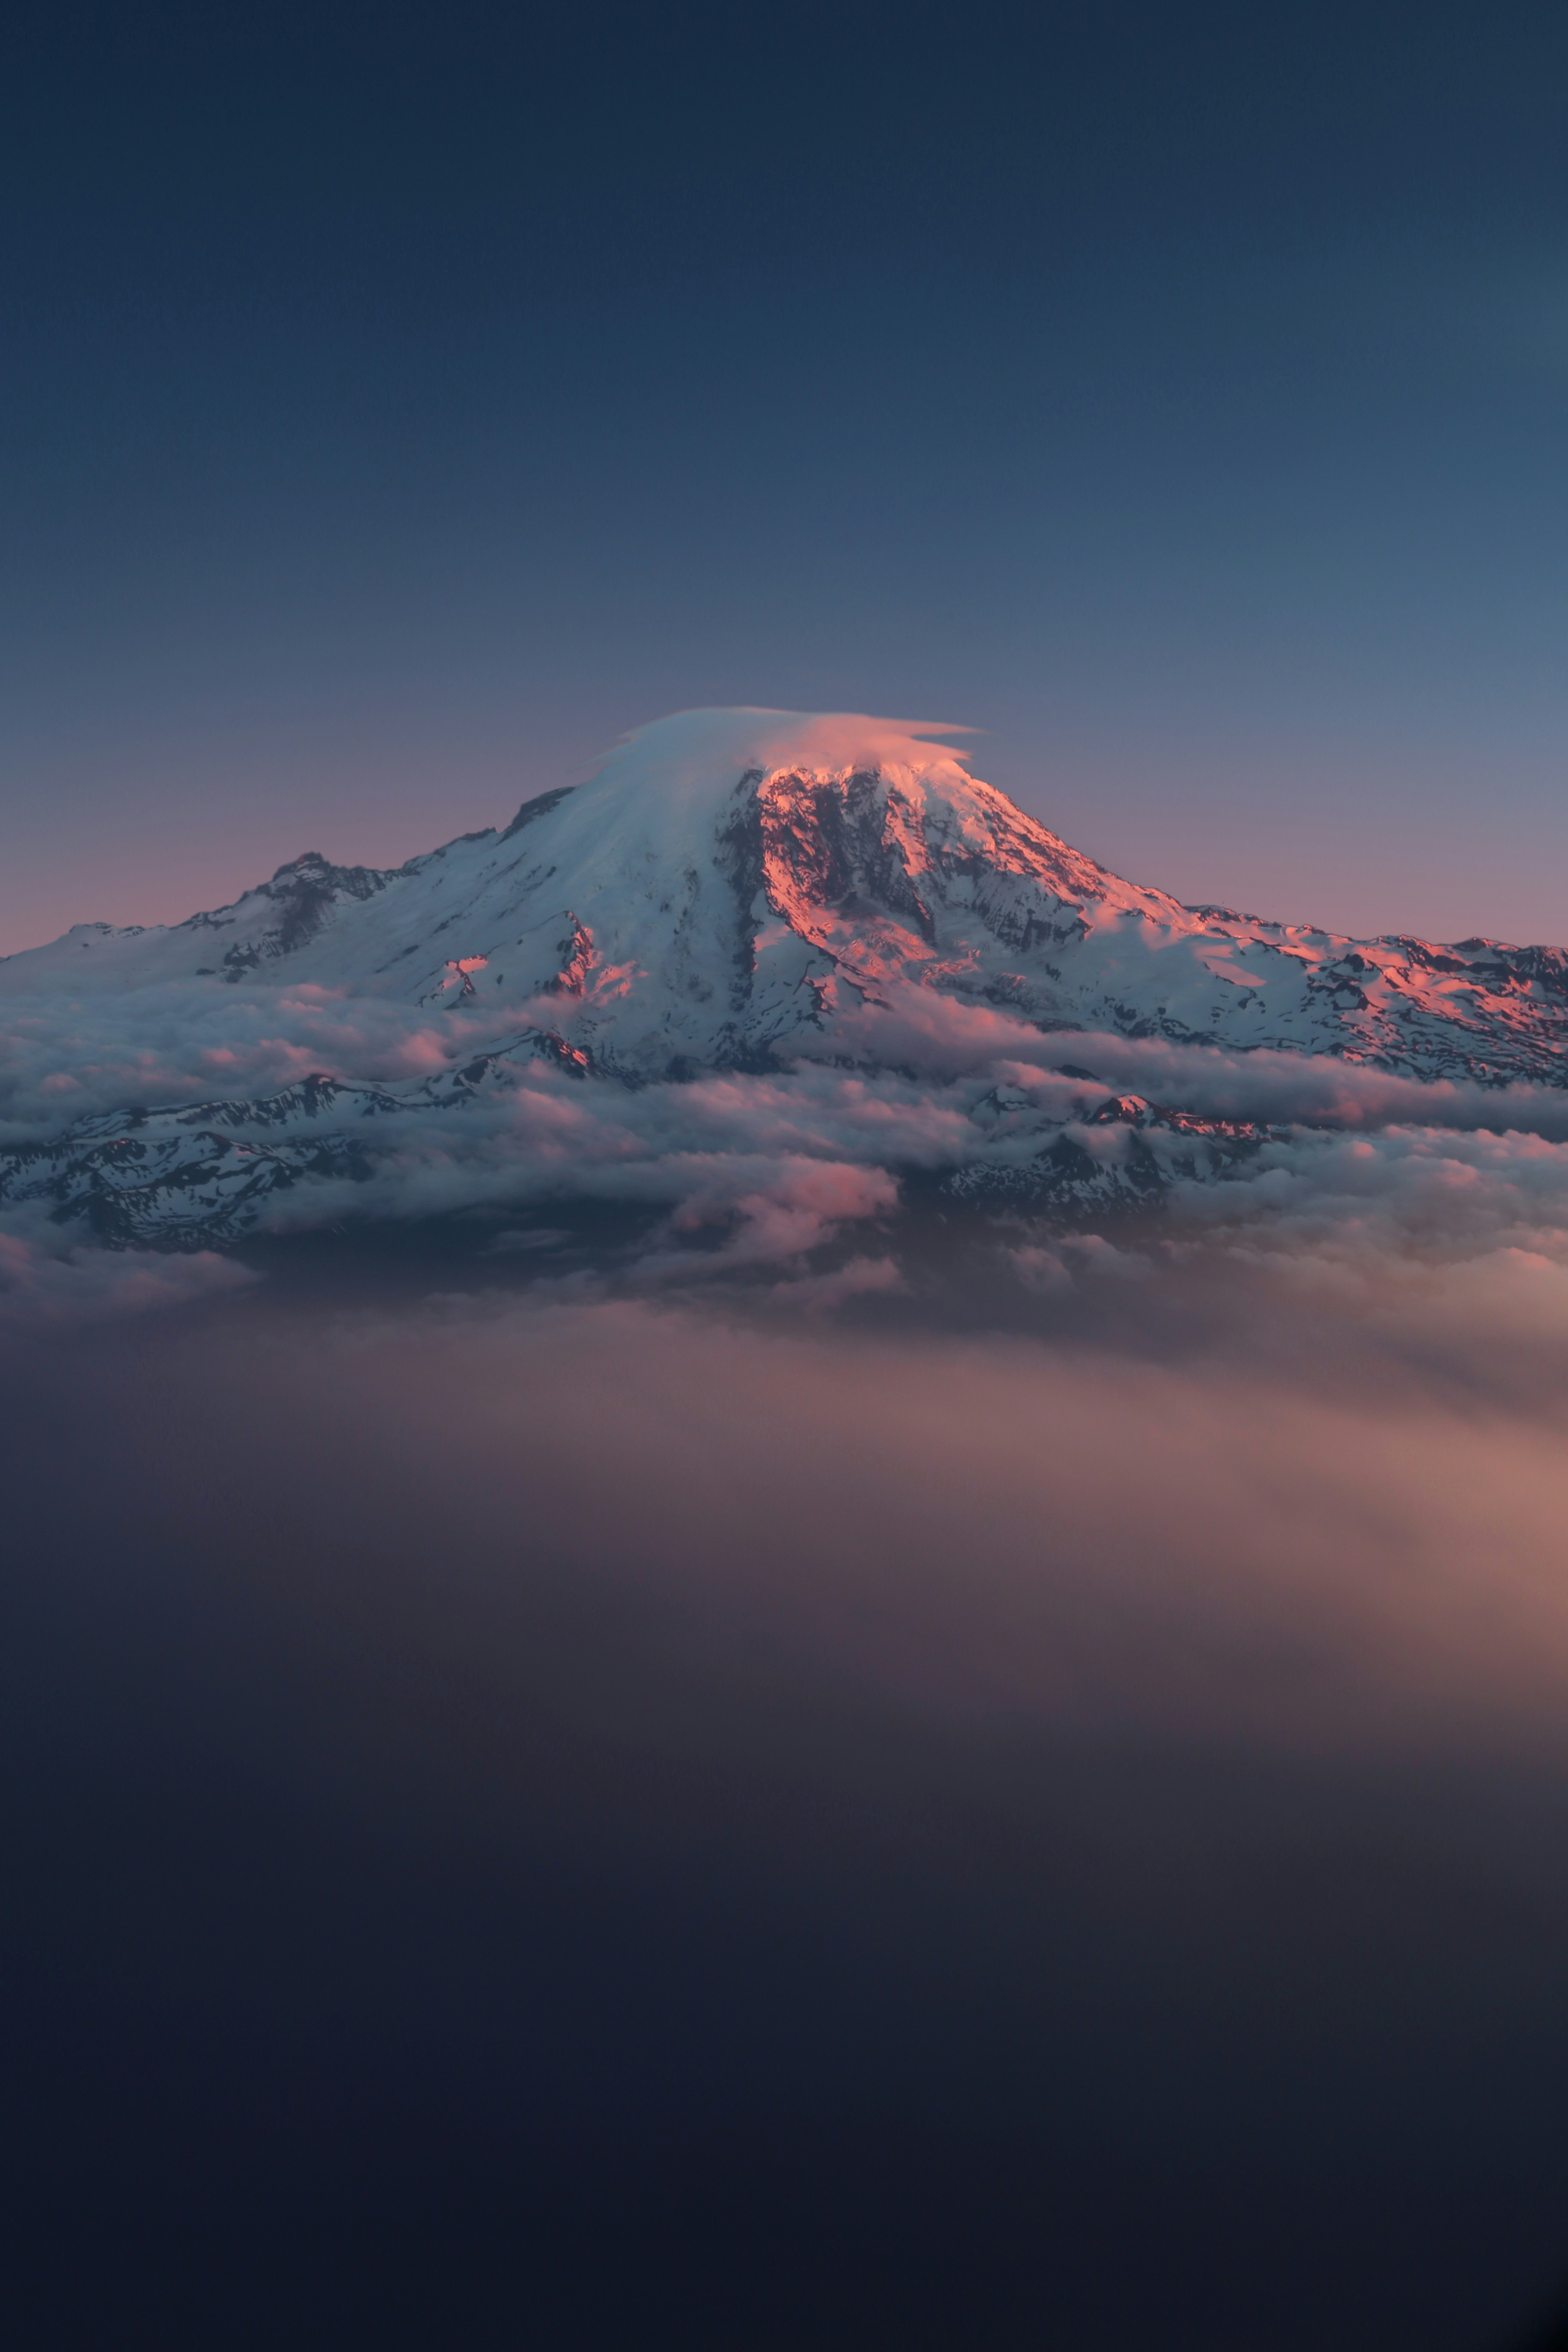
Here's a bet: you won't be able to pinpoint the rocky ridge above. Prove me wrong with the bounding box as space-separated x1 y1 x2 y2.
2 709 1562 1250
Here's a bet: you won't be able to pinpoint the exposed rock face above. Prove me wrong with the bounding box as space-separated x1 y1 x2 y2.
3 707 1565 1248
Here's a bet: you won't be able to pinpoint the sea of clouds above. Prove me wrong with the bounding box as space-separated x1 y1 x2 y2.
9 966 1568 1340
7 1251 1568 2347
8 968 1568 2345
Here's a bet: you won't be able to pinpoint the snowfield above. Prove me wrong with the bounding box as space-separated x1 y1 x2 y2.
5 706 1568 1277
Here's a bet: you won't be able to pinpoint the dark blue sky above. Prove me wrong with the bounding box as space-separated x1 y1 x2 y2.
5 0 1567 949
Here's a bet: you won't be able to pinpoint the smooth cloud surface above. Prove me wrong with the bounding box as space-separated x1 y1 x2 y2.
8 1250 1568 2347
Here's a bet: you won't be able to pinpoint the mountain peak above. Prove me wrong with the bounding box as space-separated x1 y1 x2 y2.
3 707 1567 1096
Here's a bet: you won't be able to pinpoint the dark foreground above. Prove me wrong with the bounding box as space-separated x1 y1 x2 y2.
4 1237 1568 2349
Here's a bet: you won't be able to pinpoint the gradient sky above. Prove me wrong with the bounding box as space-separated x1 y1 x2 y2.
4 0 1568 952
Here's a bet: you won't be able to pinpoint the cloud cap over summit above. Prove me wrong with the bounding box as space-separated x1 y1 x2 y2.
6 708 1568 1265
6 706 1567 1089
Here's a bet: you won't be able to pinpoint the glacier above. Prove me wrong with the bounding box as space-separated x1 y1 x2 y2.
4 707 1568 1259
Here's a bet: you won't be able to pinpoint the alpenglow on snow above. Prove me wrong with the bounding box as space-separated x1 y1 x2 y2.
3 708 1567 1250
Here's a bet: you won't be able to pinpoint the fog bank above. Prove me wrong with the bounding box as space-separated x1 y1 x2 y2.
6 1254 1568 2347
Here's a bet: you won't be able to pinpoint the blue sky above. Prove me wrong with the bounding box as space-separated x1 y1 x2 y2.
4 0 1567 949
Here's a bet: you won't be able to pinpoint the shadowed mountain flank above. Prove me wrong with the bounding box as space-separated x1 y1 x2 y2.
4 709 1568 1252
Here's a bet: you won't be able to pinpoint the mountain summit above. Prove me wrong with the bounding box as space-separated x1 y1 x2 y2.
5 707 1565 1089
4 709 1568 1254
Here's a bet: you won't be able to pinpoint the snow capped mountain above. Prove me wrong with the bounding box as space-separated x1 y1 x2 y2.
4 707 1567 1256
7 707 1564 1086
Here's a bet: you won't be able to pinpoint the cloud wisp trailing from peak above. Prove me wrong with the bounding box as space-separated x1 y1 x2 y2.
9 704 1568 1298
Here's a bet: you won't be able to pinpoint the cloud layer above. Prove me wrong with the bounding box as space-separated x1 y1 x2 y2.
8 1250 1568 2346
9 1048 1568 2344
10 958 1568 1325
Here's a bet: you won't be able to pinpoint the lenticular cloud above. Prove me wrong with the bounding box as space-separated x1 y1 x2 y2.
4 707 1568 1312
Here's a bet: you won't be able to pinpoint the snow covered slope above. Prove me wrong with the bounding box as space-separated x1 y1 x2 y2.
5 708 1567 1257
7 707 1565 1087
